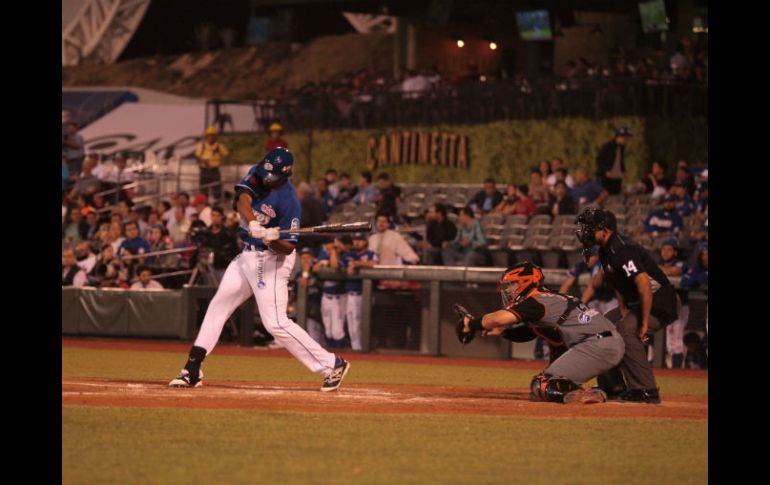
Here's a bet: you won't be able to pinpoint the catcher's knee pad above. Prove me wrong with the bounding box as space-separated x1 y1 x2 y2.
530 373 582 403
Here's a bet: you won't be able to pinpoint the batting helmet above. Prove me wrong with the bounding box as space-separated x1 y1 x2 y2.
256 147 294 186
498 262 544 307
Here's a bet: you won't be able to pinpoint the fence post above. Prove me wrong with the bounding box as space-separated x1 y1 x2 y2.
361 278 372 351
428 280 441 356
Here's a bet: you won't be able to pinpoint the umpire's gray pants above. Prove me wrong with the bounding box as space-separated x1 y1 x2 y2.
545 331 625 385
600 296 682 391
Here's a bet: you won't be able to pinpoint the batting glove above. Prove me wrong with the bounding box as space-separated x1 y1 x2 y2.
263 227 280 243
249 220 266 239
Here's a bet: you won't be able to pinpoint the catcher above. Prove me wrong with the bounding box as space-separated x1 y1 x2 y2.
455 262 625 404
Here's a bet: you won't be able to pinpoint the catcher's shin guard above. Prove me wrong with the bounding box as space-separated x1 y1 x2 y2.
530 373 582 403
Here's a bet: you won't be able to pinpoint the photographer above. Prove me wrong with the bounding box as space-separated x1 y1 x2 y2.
189 207 239 282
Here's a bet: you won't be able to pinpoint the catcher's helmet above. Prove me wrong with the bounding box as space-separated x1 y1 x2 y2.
498 262 544 307
256 147 294 186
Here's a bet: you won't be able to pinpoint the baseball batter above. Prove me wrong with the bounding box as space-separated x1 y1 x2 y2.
456 262 625 404
169 148 351 392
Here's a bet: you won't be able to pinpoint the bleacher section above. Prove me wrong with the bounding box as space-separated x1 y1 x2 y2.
62 90 139 128
329 183 703 269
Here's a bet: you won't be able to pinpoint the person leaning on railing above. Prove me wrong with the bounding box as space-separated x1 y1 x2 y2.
194 126 230 202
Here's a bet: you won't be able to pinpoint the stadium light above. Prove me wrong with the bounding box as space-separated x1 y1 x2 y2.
457 39 465 48
489 42 498 50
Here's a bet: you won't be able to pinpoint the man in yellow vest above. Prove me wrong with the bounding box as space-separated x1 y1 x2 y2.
195 126 230 201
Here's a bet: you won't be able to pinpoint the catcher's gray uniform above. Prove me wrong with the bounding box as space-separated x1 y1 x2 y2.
507 289 625 384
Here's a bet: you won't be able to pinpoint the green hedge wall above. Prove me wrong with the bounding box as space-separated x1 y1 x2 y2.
221 116 707 185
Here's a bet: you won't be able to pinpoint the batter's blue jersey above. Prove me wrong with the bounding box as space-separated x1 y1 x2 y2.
235 168 301 250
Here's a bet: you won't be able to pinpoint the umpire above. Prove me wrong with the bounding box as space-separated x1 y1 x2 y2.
575 208 680 404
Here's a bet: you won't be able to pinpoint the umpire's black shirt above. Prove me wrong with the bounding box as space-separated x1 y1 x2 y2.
598 232 671 306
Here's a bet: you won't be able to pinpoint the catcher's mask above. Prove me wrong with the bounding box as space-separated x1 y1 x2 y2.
575 207 616 260
498 262 544 307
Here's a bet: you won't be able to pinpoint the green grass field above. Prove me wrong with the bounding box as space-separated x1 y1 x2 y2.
62 346 708 485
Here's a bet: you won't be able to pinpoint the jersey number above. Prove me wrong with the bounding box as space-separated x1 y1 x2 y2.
622 260 638 277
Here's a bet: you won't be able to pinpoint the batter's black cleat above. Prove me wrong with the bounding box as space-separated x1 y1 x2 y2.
321 357 350 392
618 388 661 404
564 388 608 405
168 369 203 388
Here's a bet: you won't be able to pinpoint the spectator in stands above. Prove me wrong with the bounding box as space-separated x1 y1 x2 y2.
401 69 431 98
192 194 213 226
74 240 97 274
91 153 115 182
375 172 401 219
62 155 70 191
492 184 517 215
167 205 191 246
130 265 164 291
352 170 376 205
538 160 552 183
296 182 327 253
469 178 503 215
656 238 689 369
127 205 148 237
147 224 181 269
510 184 538 217
194 126 229 201
641 161 672 202
571 167 608 207
334 172 356 205
82 208 100 241
671 182 696 217
368 213 419 265
63 121 85 176
675 160 696 196
88 244 120 287
196 207 239 281
642 193 684 238
595 127 630 195
324 169 340 200
442 207 487 267
62 248 87 288
118 221 152 269
265 123 288 152
528 168 550 206
693 181 708 218
314 178 335 215
681 244 708 291
164 192 197 226
421 203 458 265
62 206 86 245
548 181 576 216
68 157 102 203
547 158 574 188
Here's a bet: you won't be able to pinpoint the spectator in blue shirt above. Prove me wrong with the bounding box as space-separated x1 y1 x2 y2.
118 221 153 265
571 167 608 207
470 178 504 215
442 207 488 267
681 244 708 291
670 182 696 217
642 193 684 238
352 170 377 205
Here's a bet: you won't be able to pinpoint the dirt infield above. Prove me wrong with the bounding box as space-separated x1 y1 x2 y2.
62 377 706 419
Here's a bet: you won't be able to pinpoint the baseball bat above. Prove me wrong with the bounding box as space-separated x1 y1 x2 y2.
278 221 372 235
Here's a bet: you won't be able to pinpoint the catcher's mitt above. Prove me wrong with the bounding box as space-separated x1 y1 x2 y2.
453 303 476 345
